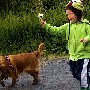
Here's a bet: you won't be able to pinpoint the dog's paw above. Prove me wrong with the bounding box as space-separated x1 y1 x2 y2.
0 80 5 87
32 79 39 85
5 86 11 90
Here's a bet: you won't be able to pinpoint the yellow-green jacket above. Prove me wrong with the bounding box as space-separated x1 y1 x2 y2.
44 19 90 61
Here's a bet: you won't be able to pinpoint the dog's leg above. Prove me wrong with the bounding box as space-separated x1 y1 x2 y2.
24 69 39 85
7 69 18 87
0 73 6 87
7 76 17 88
31 71 39 85
11 72 18 87
12 77 17 86
0 80 5 87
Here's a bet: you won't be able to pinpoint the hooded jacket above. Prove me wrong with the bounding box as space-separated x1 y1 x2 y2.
44 19 90 61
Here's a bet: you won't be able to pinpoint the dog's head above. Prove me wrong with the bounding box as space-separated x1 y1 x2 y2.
0 56 9 80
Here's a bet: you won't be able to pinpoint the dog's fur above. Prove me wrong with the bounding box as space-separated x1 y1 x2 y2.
0 43 45 87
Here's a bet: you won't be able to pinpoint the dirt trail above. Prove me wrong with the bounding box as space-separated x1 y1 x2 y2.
0 58 80 90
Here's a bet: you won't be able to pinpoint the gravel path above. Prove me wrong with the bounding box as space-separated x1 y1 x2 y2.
0 58 80 90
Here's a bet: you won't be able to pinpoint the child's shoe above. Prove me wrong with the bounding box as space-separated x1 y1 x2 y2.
80 87 90 90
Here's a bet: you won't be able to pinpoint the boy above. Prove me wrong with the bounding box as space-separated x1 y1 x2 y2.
40 0 90 90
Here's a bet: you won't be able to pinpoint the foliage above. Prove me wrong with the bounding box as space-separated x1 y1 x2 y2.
0 0 89 55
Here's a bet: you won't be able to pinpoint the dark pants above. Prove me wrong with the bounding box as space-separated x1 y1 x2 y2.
69 59 90 88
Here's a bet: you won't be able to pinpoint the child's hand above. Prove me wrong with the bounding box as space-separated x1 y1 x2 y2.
80 38 87 42
38 13 46 27
40 20 46 27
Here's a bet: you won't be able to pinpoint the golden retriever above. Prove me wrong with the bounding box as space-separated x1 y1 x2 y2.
0 43 45 87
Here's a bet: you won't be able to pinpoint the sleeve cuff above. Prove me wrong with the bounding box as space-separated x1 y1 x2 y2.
84 35 90 42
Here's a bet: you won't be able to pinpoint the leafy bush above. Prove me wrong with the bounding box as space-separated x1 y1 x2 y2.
0 0 89 55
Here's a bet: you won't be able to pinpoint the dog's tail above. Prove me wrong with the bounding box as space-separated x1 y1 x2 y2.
34 43 45 58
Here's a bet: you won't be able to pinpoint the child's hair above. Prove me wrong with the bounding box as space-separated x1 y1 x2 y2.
66 1 83 21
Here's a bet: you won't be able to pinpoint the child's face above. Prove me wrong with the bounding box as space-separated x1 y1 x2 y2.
66 10 77 23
